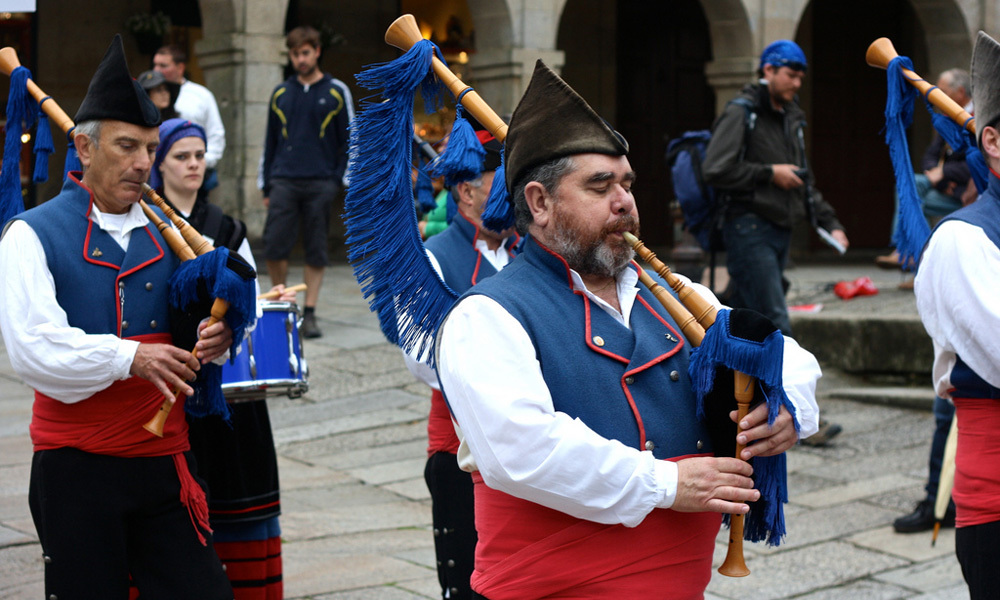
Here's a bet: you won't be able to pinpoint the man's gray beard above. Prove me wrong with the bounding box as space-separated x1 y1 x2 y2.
549 220 635 279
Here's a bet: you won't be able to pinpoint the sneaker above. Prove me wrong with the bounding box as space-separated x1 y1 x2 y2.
801 419 842 447
301 312 322 339
893 499 955 533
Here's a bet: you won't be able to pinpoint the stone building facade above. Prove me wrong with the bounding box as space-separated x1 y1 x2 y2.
15 0 1000 250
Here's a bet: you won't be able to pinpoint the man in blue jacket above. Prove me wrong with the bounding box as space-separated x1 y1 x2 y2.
261 25 354 338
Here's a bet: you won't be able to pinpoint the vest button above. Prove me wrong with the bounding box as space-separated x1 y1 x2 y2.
433 528 440 537
145 282 153 291
593 335 605 347
43 554 52 564
121 321 129 330
645 440 655 451
697 440 704 450
118 281 125 289
624 376 634 385
447 559 455 568
150 320 158 329
670 370 680 381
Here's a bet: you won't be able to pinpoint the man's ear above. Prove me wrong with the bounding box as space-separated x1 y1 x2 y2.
982 126 1000 162
74 133 93 169
454 182 474 209
523 181 553 228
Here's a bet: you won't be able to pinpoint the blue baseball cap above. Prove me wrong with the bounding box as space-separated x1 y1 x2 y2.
760 40 808 73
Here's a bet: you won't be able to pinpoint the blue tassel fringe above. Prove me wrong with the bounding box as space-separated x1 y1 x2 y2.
883 57 930 269
1 67 35 226
433 106 485 187
168 247 257 422
481 148 514 232
343 40 458 364
33 113 54 183
929 110 989 199
415 163 437 213
688 308 797 546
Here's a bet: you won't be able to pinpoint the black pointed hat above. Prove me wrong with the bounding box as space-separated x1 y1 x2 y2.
504 61 628 190
75 35 161 127
972 31 1000 145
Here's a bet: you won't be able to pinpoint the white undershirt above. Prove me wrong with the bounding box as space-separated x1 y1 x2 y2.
915 219 1000 397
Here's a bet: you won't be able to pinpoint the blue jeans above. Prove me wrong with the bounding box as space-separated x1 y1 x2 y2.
723 212 792 335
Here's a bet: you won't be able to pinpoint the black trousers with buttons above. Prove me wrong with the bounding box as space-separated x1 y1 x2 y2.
28 447 233 600
425 451 477 600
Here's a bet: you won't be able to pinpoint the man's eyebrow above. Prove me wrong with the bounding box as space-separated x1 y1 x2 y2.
585 170 636 184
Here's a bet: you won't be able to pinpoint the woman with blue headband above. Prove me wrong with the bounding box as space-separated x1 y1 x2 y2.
152 117 290 599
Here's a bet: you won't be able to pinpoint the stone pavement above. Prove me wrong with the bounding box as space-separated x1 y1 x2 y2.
0 259 972 599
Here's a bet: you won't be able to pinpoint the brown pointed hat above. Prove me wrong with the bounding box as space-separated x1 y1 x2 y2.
972 31 1000 145
504 60 628 191
75 34 161 127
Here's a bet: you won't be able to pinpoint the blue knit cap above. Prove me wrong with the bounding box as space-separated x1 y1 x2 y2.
760 40 808 72
149 118 207 191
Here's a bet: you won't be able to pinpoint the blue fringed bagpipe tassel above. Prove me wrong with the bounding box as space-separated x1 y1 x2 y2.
929 110 989 198
415 161 438 213
63 128 81 175
168 247 257 421
688 308 797 547
433 104 485 187
33 102 55 183
343 39 458 364
883 56 930 270
1 66 36 226
480 144 514 233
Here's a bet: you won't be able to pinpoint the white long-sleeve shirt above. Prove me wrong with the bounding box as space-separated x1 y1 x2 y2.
915 219 1000 398
0 207 150 402
437 267 822 527
176 80 226 169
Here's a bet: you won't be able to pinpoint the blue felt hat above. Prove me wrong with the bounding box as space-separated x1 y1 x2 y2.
760 40 808 73
149 118 206 191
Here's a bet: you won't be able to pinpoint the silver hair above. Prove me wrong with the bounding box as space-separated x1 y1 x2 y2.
941 68 971 96
512 155 576 235
74 120 103 148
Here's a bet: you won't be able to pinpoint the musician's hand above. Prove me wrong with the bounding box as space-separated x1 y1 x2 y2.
268 284 298 303
731 404 798 459
924 164 944 186
673 457 758 514
830 228 850 250
771 164 804 190
195 318 233 364
130 343 199 401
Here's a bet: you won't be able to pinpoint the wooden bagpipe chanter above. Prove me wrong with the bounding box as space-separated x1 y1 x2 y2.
345 14 806 577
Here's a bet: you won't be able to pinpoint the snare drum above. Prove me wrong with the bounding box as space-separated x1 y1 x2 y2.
222 301 309 401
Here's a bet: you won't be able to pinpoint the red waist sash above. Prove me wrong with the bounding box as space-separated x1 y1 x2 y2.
30 333 211 544
471 471 720 599
953 397 1000 527
427 389 460 456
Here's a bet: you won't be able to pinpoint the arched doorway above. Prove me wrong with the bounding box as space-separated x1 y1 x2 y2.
797 0 928 250
558 0 717 249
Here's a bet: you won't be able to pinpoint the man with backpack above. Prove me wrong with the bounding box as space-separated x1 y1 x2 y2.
702 40 848 338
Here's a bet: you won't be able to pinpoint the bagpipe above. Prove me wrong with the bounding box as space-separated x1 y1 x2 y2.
0 47 257 437
865 37 988 268
345 14 799 576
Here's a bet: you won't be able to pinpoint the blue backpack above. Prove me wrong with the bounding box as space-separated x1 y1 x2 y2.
666 97 756 252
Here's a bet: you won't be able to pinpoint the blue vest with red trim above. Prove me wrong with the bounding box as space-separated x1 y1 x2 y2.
424 211 518 294
932 173 1000 399
15 174 177 337
465 236 713 460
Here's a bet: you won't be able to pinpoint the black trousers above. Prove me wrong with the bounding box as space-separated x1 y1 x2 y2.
424 451 477 600
956 519 1000 599
29 447 232 600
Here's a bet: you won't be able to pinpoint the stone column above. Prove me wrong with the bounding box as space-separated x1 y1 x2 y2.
705 56 757 112
468 48 565 118
195 0 288 242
